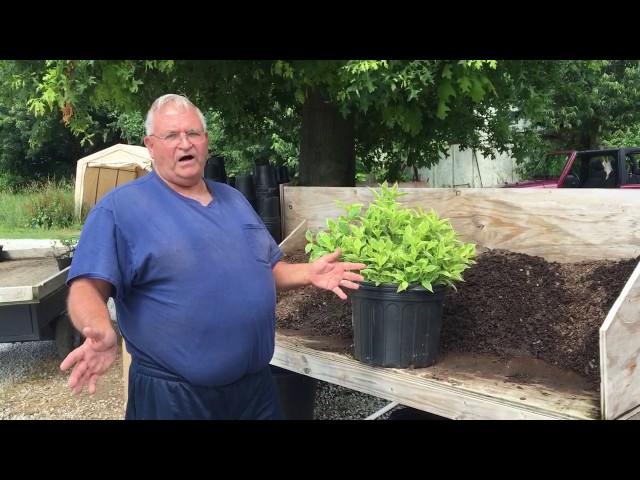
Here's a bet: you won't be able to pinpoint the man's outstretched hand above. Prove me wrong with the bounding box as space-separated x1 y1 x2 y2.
59 326 118 395
309 249 366 300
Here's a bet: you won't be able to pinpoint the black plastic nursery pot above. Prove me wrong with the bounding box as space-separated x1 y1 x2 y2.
254 164 278 188
350 281 447 368
204 155 227 183
234 174 256 208
270 365 317 419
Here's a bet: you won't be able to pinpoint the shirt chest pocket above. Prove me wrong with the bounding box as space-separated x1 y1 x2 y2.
242 224 272 265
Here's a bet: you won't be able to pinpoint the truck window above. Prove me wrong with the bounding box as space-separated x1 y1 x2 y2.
626 153 640 184
578 154 617 188
528 154 567 179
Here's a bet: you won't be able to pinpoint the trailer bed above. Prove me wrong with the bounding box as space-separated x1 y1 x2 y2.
273 331 600 419
0 258 66 304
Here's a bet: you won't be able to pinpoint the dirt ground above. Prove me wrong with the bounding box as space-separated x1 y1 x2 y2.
277 248 639 388
0 341 124 420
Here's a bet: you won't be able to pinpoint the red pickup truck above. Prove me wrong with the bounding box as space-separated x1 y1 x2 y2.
506 147 640 189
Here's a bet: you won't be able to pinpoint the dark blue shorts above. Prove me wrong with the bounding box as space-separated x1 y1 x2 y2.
125 359 283 420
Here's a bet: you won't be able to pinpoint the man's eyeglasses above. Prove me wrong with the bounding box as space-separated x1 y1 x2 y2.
150 129 207 146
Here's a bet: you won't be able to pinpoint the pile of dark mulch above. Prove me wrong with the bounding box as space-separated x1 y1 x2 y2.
277 251 353 338
275 249 638 387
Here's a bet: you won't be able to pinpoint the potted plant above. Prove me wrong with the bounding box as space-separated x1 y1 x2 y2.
53 237 78 270
305 182 476 368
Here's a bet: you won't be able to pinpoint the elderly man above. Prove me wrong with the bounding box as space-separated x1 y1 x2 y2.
60 94 365 419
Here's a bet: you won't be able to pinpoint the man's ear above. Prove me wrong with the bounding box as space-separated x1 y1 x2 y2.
143 136 155 157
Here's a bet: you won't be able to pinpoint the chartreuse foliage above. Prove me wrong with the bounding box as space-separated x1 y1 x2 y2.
305 182 475 292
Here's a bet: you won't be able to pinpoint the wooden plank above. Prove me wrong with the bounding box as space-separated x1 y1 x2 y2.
600 259 640 419
617 404 640 420
272 334 599 419
278 219 307 255
282 187 640 262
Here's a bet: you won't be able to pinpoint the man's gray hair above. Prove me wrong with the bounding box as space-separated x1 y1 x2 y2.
145 94 207 135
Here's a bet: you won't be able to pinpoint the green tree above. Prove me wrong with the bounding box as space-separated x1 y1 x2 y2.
0 61 124 189
12 60 507 185
524 60 640 150
7 59 598 186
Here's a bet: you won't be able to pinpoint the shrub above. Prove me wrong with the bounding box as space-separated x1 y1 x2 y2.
23 178 75 229
305 182 476 292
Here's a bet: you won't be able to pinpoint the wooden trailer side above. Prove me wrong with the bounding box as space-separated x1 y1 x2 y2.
600 260 640 419
282 187 640 263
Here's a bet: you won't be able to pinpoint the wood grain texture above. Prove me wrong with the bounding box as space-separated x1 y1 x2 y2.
283 187 640 263
273 334 599 419
600 260 640 419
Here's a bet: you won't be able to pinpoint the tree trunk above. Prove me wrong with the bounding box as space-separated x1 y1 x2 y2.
579 125 600 150
298 88 355 186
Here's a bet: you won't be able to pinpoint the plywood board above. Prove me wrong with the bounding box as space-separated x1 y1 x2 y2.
273 333 600 419
278 219 308 255
282 187 640 263
600 259 640 419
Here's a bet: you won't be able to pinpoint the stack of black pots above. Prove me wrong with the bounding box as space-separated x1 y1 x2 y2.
204 155 227 184
205 155 290 244
233 173 256 210
254 164 282 244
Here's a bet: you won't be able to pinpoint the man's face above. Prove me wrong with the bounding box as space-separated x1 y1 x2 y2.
143 103 208 188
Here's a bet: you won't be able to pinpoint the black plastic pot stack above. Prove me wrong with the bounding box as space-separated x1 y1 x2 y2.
254 164 282 244
204 155 227 184
233 174 256 210
275 165 290 184
270 365 317 419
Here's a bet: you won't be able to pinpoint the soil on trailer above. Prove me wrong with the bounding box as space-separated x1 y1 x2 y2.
276 249 639 389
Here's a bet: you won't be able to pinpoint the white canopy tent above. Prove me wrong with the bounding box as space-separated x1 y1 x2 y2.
74 144 152 219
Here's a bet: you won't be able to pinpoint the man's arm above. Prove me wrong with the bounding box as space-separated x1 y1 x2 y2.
60 278 118 395
272 249 366 300
272 261 311 291
67 278 114 333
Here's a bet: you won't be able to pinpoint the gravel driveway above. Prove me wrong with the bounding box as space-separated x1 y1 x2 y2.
0 339 402 420
0 340 124 420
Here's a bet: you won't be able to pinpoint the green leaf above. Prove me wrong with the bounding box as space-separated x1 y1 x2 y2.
469 77 486 103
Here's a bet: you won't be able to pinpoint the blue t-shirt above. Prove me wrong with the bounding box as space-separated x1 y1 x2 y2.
68 171 283 387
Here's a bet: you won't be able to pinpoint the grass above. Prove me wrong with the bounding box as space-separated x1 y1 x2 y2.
0 226 82 239
0 177 83 239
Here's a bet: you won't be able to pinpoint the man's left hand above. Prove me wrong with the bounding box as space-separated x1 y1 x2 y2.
309 249 366 300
